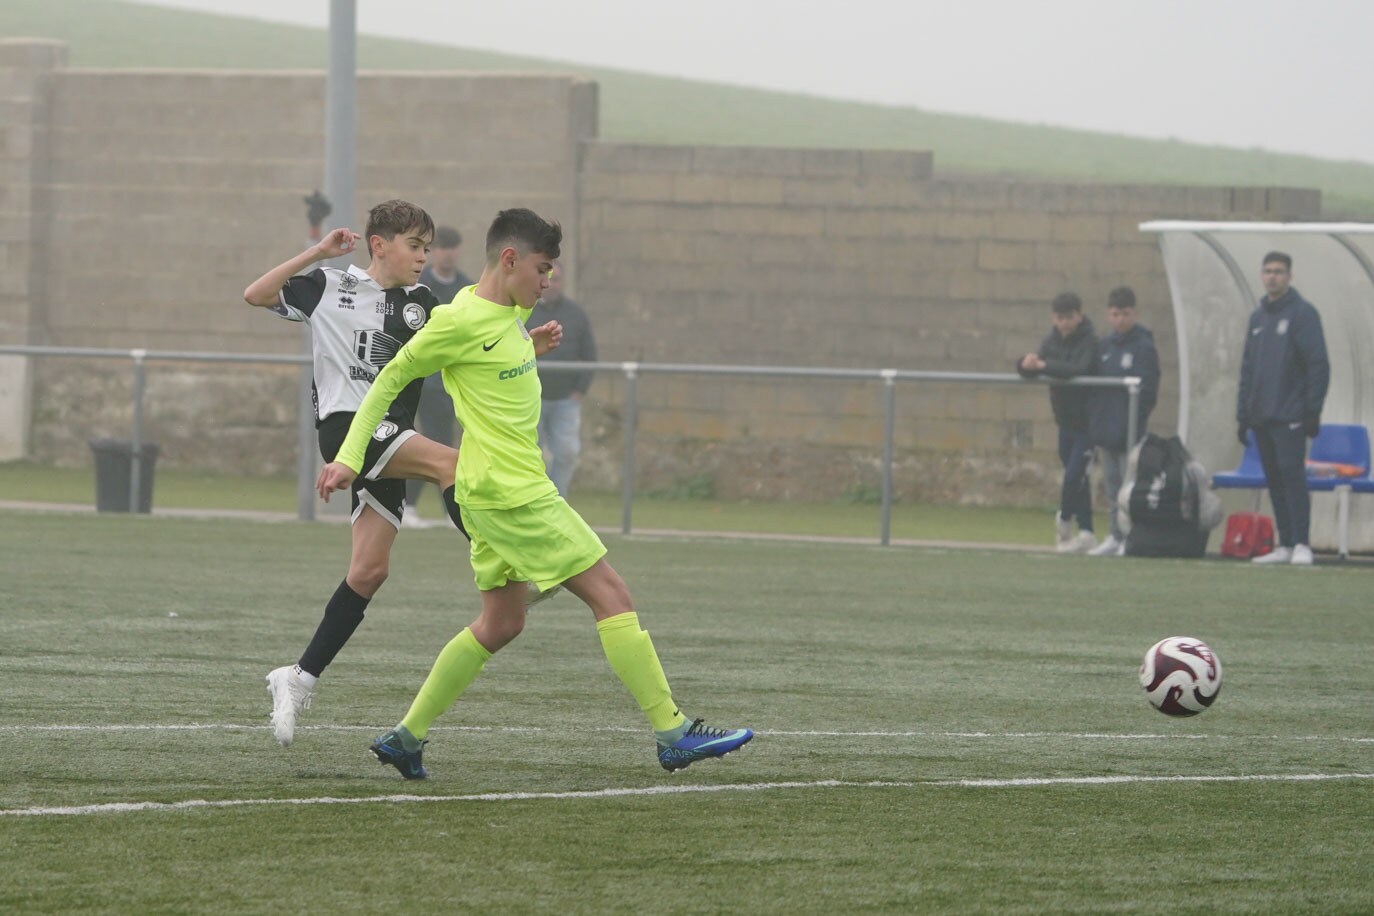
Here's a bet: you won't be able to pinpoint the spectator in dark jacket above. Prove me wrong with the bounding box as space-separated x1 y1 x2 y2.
527 262 597 495
1087 286 1160 556
1237 251 1329 566
1018 292 1100 553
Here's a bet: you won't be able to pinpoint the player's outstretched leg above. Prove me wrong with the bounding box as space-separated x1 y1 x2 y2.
592 605 754 772
265 665 316 747
657 719 754 772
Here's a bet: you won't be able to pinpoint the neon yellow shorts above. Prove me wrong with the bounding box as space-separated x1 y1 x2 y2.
460 492 607 592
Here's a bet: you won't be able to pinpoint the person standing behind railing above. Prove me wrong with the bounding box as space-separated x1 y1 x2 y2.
1237 251 1329 567
527 262 596 496
1087 286 1160 557
1018 292 1100 553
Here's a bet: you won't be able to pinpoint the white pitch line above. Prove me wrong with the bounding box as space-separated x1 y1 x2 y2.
6 724 1372 743
5 773 1374 819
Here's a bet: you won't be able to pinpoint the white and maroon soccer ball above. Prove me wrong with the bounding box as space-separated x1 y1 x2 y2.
1139 637 1222 716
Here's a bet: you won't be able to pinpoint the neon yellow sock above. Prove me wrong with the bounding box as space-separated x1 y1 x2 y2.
399 627 491 740
596 612 687 733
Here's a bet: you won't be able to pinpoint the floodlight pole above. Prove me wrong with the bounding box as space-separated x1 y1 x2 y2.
324 0 356 254
297 0 358 521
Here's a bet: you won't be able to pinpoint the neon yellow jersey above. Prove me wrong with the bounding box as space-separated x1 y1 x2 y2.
335 286 557 509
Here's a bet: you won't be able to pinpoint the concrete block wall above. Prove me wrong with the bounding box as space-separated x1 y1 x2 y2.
4 41 593 471
0 39 66 460
574 141 1322 502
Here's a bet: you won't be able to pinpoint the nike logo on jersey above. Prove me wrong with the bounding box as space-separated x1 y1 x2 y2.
483 337 503 351
1252 327 1263 335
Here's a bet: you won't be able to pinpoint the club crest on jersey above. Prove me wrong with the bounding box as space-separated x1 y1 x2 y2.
353 329 402 367
339 273 360 293
1121 352 1133 369
403 302 426 330
1277 319 1289 335
372 420 399 441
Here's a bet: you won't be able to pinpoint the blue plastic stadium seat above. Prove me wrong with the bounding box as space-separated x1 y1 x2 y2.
1305 424 1371 559
1213 424 1373 558
1212 431 1267 489
1305 424 1371 492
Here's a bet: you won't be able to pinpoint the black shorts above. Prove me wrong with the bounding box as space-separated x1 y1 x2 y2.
318 411 417 529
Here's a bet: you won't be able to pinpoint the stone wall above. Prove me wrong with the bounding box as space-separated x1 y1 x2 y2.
572 142 1319 501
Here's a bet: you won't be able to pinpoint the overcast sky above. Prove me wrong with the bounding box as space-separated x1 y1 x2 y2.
147 0 1374 164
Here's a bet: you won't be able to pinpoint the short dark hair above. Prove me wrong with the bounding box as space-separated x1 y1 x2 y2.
364 199 435 256
433 225 462 249
1263 251 1292 270
485 208 562 263
1107 286 1136 309
1051 292 1082 315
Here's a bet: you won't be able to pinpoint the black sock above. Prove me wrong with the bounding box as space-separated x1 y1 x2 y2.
297 580 370 677
442 485 470 541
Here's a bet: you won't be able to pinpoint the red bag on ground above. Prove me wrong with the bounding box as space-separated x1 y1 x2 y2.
1220 512 1274 559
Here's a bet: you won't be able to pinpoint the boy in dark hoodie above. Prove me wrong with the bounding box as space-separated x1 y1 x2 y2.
1018 292 1100 552
1087 286 1160 556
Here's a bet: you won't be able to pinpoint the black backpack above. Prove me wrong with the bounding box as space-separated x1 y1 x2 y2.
1125 434 1209 558
1128 434 1199 525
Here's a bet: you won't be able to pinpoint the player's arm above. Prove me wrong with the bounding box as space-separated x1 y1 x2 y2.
316 309 468 499
243 228 360 307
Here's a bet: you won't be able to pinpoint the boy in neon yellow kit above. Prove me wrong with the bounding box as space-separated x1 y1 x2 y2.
317 208 753 778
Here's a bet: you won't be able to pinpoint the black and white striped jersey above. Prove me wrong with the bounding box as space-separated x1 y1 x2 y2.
271 264 441 425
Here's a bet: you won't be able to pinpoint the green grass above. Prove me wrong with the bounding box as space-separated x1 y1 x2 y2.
0 459 1087 545
1 510 1371 912
6 0 1374 215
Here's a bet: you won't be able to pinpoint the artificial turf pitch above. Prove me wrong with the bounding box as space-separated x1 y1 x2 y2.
1 510 1370 912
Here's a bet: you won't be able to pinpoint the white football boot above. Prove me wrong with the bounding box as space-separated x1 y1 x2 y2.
266 666 314 747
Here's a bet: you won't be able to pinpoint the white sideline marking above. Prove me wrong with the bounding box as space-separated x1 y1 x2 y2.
4 773 1373 819
7 724 1373 744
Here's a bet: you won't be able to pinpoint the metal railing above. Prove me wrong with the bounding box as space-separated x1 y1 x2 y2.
0 344 1139 544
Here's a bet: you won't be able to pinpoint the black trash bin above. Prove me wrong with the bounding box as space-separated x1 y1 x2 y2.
89 438 160 513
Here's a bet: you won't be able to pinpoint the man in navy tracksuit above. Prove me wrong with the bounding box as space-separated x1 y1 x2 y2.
1087 286 1160 556
1237 251 1329 566
1019 292 1100 552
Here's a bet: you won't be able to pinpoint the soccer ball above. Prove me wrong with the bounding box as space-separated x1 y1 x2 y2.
1139 636 1222 716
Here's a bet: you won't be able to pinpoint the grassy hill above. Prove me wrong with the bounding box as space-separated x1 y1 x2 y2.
7 0 1374 215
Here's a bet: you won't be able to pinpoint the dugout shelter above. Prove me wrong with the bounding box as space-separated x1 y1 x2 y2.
1140 221 1374 554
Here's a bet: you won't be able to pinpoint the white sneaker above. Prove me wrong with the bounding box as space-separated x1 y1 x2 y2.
1252 547 1293 565
401 512 432 530
1290 544 1314 566
1088 535 1122 557
1055 515 1074 552
266 666 314 747
1070 531 1097 554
